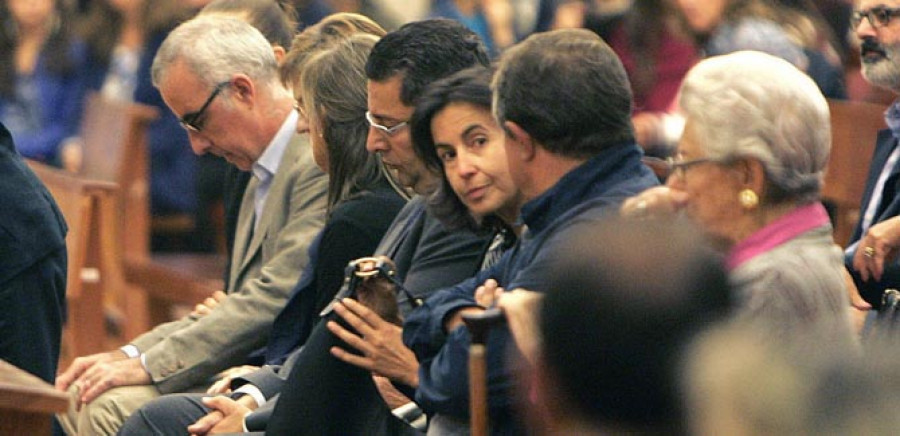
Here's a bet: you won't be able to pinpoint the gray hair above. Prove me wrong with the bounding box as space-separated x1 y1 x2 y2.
151 16 279 90
679 50 830 204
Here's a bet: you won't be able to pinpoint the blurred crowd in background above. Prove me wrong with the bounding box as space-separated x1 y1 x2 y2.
1 0 869 254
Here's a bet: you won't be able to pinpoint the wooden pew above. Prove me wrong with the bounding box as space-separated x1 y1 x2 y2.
26 161 119 361
77 93 225 340
78 93 158 263
0 359 69 435
823 99 887 247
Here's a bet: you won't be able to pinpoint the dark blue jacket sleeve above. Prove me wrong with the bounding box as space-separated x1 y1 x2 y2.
405 217 593 425
402 262 504 418
232 364 285 400
402 271 486 360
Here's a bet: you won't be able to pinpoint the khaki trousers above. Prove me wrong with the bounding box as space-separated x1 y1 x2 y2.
57 383 161 436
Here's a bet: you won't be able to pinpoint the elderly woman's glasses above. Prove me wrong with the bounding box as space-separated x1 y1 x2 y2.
641 156 715 179
180 81 231 132
852 7 900 29
365 111 408 136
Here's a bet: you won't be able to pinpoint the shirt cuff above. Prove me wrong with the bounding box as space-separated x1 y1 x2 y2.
233 385 267 408
120 344 140 358
121 345 152 376
139 354 150 374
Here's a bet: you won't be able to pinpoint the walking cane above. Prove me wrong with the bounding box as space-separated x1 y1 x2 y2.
462 307 506 436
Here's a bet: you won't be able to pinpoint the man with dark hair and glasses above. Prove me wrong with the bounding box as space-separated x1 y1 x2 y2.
365 18 491 195
365 110 408 136
844 0 900 311
54 16 328 435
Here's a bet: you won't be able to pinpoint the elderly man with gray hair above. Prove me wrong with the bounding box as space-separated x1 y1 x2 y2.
55 16 327 435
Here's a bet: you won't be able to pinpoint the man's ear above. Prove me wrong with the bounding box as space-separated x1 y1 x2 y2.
230 74 255 106
504 121 536 161
272 45 286 63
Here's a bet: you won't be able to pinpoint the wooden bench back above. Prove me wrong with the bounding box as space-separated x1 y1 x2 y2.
78 93 225 339
824 99 887 247
0 359 69 435
78 92 158 258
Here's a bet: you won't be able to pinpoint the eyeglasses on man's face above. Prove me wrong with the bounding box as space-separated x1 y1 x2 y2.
365 111 408 136
852 7 900 29
180 81 231 132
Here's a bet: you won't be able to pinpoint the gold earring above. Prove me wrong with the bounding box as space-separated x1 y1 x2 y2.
739 189 758 210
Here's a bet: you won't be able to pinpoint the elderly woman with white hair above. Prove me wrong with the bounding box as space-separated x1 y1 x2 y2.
622 50 854 345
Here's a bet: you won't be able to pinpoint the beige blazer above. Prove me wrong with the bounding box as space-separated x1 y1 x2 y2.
131 132 328 393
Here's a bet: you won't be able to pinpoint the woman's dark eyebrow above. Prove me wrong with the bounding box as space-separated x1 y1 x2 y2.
461 124 483 138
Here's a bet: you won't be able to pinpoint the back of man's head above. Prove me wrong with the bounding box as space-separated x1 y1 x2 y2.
365 18 490 106
539 217 731 433
152 16 278 89
493 28 634 159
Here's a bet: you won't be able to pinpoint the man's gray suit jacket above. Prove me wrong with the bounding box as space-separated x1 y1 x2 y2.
130 132 328 393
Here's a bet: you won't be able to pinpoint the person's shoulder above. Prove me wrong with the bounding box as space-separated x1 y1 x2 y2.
393 195 427 221
332 189 407 224
284 134 326 180
286 131 312 160
421 206 487 244
341 187 406 209
0 132 67 280
736 230 841 291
